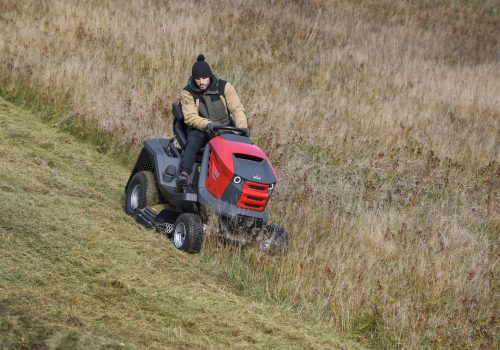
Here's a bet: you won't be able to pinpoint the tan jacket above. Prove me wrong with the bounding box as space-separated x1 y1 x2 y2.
181 81 248 130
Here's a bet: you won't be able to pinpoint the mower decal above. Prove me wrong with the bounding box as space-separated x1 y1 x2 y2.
212 164 219 179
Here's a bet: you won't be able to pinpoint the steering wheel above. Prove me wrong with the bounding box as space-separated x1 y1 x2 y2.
212 125 249 137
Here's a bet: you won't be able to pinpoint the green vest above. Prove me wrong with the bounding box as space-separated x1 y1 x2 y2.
184 77 230 125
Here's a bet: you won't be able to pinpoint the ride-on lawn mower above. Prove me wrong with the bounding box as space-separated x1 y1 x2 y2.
124 103 288 254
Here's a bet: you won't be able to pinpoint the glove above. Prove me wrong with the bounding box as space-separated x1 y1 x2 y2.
207 122 222 132
240 128 251 137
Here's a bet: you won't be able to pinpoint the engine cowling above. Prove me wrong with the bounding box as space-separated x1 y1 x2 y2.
205 135 277 212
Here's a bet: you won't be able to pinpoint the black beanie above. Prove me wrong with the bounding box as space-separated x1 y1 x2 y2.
191 54 213 78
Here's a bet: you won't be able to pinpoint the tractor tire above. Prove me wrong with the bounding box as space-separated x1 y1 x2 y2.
125 171 160 215
172 213 204 254
259 224 288 254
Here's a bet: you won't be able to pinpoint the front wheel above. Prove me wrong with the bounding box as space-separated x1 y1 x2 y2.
172 213 204 254
258 224 288 254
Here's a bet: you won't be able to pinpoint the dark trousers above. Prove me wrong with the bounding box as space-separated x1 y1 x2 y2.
180 128 210 174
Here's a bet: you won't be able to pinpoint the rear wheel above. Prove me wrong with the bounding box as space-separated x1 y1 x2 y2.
125 171 159 215
259 224 288 254
172 213 204 253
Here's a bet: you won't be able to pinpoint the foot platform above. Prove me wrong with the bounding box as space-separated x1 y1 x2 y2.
134 207 179 236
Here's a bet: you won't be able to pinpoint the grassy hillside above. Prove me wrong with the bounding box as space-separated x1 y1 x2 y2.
0 97 363 349
1 0 498 348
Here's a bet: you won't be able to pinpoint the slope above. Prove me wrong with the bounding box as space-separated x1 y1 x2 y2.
0 97 363 349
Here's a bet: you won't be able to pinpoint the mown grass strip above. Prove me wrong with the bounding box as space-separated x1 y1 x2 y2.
0 97 362 349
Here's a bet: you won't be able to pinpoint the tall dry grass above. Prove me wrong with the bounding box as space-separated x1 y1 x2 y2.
1 0 498 348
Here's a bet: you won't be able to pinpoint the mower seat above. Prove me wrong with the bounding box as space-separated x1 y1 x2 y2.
172 102 188 149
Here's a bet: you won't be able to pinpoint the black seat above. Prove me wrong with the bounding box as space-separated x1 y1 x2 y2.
172 102 188 149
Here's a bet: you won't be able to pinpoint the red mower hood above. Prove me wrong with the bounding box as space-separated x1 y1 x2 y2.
208 136 277 181
205 135 278 205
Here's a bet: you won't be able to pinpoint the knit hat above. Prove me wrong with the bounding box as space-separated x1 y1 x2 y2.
191 54 213 78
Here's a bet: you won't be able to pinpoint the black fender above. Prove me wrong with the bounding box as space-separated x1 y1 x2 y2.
126 138 198 213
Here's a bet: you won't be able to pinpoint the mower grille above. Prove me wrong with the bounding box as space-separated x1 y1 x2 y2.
237 181 269 212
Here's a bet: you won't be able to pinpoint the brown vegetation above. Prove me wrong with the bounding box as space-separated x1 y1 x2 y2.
1 0 498 348
0 97 360 349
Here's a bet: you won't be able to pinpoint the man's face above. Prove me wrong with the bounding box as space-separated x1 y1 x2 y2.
194 76 210 91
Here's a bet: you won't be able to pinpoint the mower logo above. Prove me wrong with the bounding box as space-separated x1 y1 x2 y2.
253 174 262 181
213 167 219 179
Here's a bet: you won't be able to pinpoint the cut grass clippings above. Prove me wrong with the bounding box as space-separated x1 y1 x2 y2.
0 97 361 349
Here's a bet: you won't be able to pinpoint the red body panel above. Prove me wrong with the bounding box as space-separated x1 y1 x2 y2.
206 146 233 198
206 136 277 202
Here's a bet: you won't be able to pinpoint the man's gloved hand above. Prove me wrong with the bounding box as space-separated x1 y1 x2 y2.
207 122 222 133
240 128 251 137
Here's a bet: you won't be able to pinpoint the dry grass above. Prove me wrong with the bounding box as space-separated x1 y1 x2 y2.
1 0 499 348
0 97 361 349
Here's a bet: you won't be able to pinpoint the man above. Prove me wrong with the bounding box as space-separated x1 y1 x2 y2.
177 54 250 190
